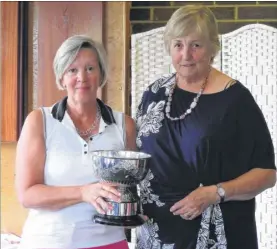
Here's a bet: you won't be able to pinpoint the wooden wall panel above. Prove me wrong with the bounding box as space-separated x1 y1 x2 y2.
32 2 103 108
1 2 18 141
1 143 29 235
102 2 131 113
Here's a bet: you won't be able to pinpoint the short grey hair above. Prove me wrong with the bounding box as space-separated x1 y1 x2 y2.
164 5 220 62
53 35 108 90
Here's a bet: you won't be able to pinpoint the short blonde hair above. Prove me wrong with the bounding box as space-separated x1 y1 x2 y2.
53 35 108 90
164 5 220 60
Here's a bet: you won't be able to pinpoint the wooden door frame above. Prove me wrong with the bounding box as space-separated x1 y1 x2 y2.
17 1 29 137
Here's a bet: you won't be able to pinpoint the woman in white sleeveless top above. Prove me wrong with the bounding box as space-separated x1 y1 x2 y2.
15 35 136 249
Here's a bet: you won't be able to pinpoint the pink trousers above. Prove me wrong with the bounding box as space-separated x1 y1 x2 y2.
81 240 129 249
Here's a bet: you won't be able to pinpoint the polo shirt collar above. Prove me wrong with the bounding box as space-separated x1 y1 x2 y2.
51 96 116 125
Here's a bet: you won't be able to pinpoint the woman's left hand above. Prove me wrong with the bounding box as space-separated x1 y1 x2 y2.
170 185 218 220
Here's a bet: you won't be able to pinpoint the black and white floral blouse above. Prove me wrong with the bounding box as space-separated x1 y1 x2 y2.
135 74 276 249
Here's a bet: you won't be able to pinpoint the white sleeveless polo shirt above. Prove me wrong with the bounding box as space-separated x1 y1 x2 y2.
19 98 127 249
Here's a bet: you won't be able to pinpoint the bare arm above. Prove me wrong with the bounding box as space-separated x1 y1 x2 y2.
125 115 137 151
15 110 120 211
15 109 85 210
170 168 276 219
221 168 276 201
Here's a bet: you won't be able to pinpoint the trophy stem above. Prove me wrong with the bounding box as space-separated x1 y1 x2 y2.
105 200 138 216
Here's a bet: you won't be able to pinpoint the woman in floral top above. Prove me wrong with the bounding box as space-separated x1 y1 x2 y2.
135 5 276 249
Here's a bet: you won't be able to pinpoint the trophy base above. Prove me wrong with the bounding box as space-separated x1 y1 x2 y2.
94 214 145 228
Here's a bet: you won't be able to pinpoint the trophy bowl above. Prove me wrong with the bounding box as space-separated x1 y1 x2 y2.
91 150 151 227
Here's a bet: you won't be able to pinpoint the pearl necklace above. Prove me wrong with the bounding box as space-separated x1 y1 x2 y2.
165 70 210 121
76 104 101 136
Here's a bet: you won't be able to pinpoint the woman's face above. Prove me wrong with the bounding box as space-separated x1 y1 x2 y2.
170 32 212 80
61 48 101 104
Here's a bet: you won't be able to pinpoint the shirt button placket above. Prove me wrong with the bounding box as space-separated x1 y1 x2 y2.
84 143 88 154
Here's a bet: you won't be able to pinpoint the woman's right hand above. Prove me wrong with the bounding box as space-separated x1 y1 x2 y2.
80 182 121 214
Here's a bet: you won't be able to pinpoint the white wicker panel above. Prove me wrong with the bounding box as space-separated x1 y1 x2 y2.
131 27 168 118
221 24 277 249
130 24 277 248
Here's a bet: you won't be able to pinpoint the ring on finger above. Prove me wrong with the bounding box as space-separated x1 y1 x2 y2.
181 213 192 220
187 214 193 220
187 214 194 220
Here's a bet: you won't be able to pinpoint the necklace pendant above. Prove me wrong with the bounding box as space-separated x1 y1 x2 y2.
190 101 197 109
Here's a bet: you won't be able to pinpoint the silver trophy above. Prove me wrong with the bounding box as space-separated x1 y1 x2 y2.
91 150 151 227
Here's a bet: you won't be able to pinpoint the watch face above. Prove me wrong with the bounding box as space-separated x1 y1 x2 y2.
218 188 225 196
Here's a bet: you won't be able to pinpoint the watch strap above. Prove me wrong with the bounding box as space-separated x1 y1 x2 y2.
216 183 225 203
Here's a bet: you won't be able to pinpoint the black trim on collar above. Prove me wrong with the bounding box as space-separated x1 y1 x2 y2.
51 96 116 124
51 97 67 122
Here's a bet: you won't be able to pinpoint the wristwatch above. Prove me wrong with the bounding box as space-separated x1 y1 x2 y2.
216 183 225 203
